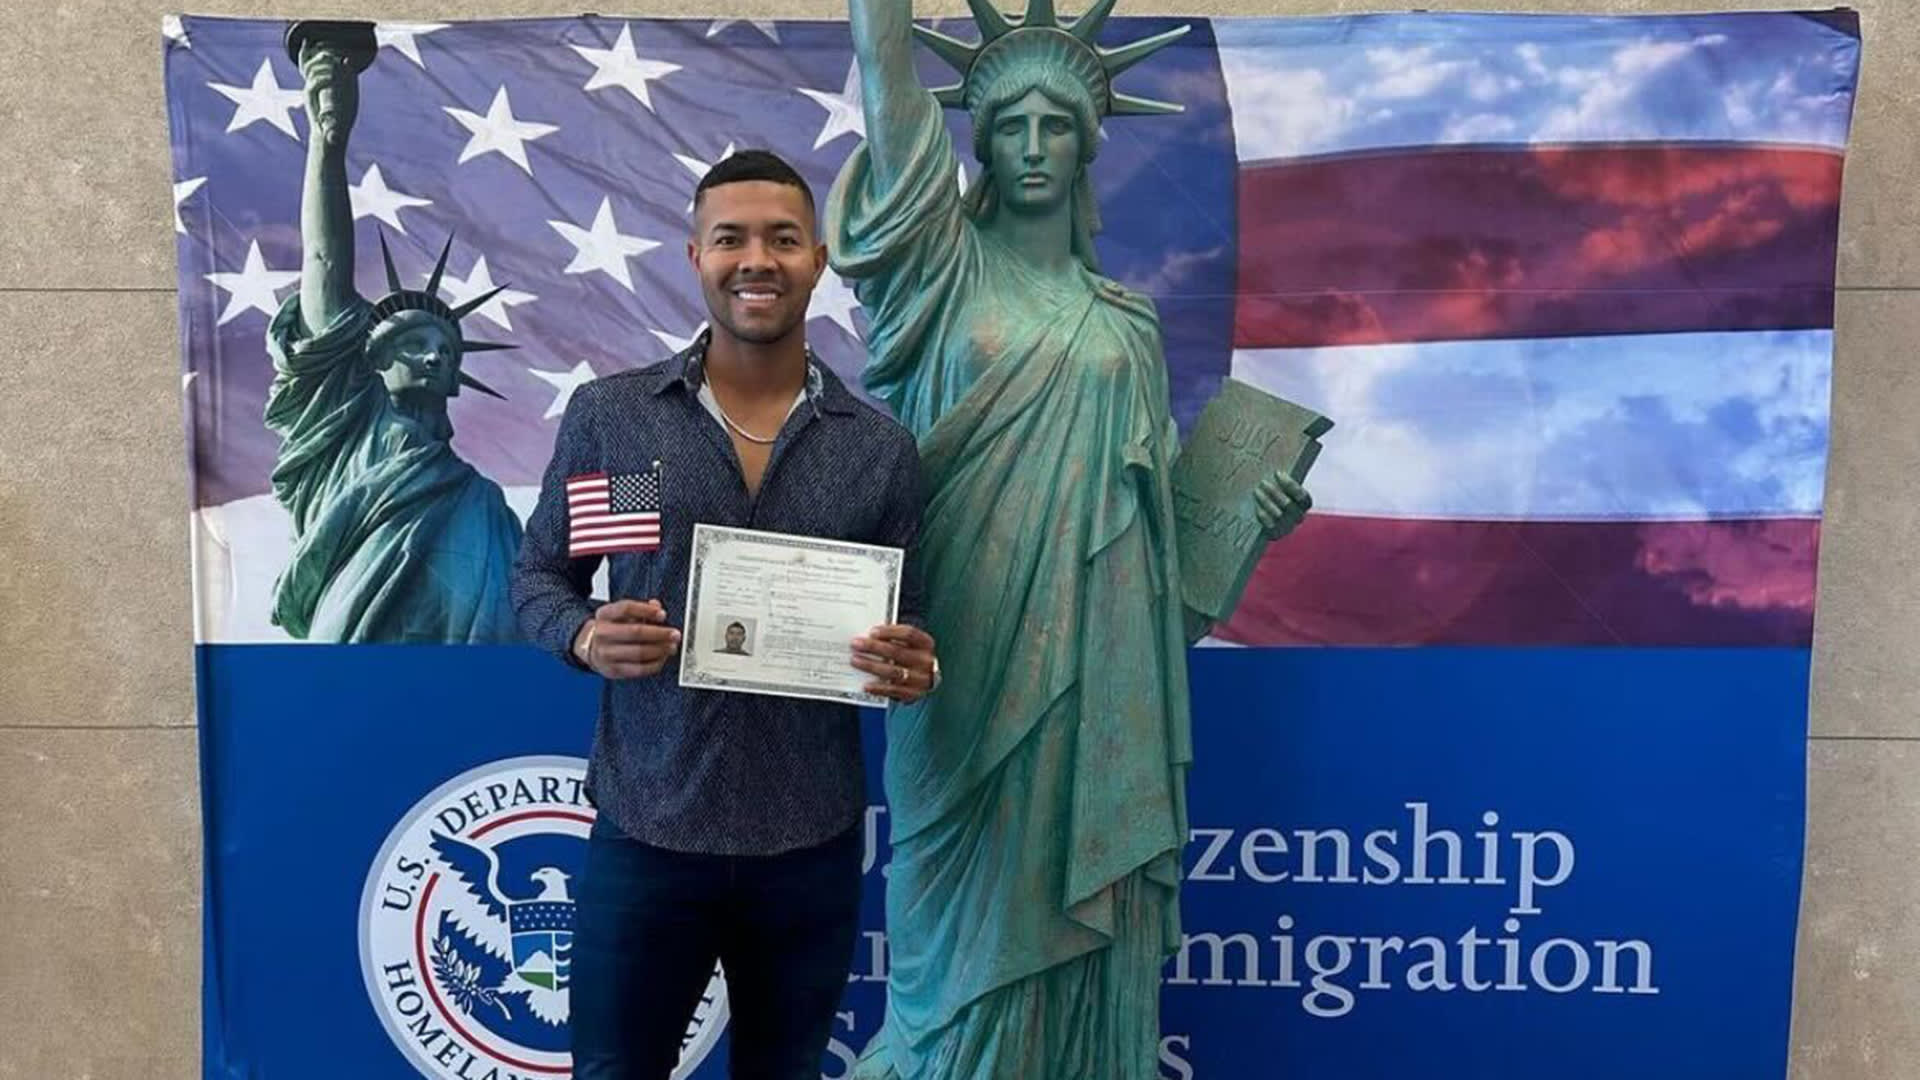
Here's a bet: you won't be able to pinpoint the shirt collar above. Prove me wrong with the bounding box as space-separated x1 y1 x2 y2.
652 327 856 415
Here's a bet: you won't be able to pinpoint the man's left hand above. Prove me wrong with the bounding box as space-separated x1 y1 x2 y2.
1256 472 1313 542
852 624 939 705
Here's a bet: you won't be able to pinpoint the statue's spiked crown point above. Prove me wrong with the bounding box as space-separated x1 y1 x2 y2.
913 0 1187 117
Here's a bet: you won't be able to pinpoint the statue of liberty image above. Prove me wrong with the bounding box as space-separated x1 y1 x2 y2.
829 1 1319 1077
263 22 523 643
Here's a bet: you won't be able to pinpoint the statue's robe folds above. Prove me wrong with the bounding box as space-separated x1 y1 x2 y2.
263 297 522 644
830 109 1192 1080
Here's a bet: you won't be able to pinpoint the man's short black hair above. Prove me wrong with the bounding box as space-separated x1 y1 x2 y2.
694 149 815 214
726 621 746 633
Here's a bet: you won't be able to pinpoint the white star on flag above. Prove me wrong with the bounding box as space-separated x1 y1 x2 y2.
799 62 866 151
571 23 682 113
548 197 660 292
349 164 432 232
649 324 707 354
173 176 207 235
445 87 559 176
530 361 598 419
375 23 448 69
209 58 304 140
707 20 780 43
674 141 737 211
162 15 190 48
205 240 300 326
441 255 536 331
809 266 863 339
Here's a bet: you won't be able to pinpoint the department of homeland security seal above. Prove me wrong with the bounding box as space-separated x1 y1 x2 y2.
361 756 727 1078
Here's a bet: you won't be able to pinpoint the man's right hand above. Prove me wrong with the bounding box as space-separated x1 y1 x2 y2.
573 599 682 679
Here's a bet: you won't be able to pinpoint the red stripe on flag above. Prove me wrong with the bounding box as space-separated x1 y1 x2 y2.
1213 516 1819 647
1235 144 1843 348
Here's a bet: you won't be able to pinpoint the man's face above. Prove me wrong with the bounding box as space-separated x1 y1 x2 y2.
988 89 1082 215
376 320 460 399
689 180 825 347
725 624 746 650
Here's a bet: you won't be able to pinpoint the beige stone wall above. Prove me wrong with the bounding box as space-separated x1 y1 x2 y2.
0 0 1908 1075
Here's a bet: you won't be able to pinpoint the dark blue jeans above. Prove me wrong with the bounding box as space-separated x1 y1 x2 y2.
570 815 863 1080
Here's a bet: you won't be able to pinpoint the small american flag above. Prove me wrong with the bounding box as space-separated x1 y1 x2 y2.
567 468 662 557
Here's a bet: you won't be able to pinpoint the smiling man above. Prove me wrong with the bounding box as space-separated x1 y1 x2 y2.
510 149 939 1080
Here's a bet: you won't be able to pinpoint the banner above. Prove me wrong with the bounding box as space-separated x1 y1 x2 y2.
167 11 1860 1078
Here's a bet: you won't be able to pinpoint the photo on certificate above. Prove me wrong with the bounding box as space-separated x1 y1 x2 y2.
713 617 756 656
679 524 903 706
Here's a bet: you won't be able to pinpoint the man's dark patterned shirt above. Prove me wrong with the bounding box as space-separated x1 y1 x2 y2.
511 334 926 855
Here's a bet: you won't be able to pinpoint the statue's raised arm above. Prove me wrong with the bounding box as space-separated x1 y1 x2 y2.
847 0 941 191
289 22 374 337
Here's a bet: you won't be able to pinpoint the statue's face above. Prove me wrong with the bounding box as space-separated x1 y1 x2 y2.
689 180 826 347
376 321 461 400
988 89 1082 215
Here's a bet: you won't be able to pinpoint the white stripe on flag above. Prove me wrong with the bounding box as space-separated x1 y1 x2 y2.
1230 328 1830 520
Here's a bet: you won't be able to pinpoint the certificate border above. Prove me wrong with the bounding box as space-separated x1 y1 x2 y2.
679 523 903 707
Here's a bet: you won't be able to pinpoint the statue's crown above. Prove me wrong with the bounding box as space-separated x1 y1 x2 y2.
369 232 514 400
915 0 1187 117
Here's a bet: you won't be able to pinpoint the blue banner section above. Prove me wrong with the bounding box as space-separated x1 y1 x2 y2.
198 645 1805 1079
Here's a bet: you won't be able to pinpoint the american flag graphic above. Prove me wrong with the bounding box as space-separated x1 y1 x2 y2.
566 469 662 557
166 12 1858 647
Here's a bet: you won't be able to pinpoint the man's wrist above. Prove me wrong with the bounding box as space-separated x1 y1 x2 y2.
566 616 596 671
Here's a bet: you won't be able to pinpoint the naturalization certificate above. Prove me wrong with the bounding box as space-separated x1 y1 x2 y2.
679 523 904 706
